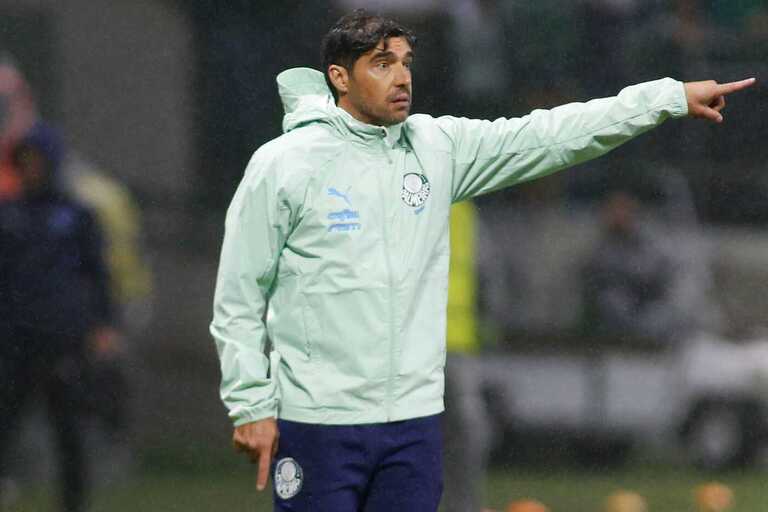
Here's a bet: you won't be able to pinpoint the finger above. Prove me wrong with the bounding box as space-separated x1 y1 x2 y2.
257 448 272 491
711 95 726 112
272 438 279 458
717 77 756 95
701 107 723 123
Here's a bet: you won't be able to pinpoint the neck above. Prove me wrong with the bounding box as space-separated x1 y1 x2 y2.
337 97 378 126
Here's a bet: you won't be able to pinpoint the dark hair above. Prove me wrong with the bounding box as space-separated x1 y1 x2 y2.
321 9 416 100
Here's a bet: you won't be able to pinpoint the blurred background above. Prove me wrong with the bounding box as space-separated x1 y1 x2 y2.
2 1 768 511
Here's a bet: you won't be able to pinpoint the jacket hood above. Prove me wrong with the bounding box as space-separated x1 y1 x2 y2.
276 67 402 146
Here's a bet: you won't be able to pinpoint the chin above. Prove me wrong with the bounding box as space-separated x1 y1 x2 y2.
387 111 410 125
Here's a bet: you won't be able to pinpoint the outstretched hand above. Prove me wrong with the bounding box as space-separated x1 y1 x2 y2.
684 78 756 123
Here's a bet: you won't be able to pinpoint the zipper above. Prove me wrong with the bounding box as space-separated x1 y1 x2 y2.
375 137 397 420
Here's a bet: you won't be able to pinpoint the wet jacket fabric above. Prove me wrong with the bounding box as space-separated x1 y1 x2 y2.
210 67 688 426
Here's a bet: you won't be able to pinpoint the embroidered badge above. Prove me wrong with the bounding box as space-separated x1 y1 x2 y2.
401 173 430 208
274 457 304 500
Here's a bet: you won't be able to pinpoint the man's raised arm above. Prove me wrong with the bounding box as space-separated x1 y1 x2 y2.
439 77 755 203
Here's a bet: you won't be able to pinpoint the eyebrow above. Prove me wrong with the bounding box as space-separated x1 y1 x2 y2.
370 49 414 61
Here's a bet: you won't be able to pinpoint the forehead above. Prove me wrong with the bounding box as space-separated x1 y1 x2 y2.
364 37 413 58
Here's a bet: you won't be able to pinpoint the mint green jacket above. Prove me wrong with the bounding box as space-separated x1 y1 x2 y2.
210 67 688 426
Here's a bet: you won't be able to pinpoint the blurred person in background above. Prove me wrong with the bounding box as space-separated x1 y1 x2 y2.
0 55 152 326
443 200 494 512
582 173 726 342
0 56 152 325
581 190 678 340
210 8 754 511
0 56 152 470
0 122 116 512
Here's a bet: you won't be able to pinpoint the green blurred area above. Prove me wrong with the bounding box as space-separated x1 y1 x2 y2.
8 461 766 512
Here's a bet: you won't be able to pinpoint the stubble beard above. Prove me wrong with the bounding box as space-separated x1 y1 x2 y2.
371 103 410 126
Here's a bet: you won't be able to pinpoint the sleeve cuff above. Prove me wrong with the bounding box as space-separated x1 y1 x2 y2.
231 398 279 427
670 78 689 118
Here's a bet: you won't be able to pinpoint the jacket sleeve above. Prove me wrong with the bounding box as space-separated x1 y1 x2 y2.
209 153 295 426
438 78 688 203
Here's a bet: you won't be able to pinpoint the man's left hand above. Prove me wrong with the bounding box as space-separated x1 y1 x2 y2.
684 78 756 123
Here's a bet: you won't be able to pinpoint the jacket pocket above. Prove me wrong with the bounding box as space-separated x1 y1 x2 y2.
398 275 448 378
304 286 389 407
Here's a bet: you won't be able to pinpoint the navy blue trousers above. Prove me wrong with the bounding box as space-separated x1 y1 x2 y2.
272 413 443 511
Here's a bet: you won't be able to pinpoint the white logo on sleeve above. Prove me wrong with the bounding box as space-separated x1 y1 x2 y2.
401 172 431 208
274 457 303 499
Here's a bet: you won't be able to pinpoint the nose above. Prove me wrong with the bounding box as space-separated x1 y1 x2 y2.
394 63 411 87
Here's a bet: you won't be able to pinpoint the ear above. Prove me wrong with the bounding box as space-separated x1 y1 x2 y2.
328 64 350 96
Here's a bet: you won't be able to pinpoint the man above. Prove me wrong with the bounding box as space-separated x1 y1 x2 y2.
0 57 142 493
582 190 677 341
210 10 754 511
0 122 116 512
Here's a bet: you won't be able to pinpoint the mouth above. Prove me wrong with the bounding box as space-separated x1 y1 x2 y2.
390 93 411 107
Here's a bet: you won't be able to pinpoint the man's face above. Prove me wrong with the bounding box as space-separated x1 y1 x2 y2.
343 37 413 126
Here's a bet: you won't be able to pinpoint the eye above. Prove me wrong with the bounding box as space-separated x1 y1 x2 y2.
376 62 388 70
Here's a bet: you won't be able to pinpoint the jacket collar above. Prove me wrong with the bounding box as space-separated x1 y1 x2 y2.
335 106 403 148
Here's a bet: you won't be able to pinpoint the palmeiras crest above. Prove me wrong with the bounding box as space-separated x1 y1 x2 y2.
274 457 304 500
401 172 431 207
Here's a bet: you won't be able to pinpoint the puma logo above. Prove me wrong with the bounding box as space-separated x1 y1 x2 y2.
328 187 352 207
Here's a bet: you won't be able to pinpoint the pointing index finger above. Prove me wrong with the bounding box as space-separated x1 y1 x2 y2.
257 448 271 491
717 77 756 95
